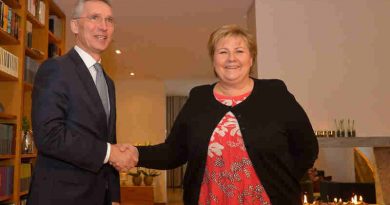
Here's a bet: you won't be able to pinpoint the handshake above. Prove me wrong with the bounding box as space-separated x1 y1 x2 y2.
108 144 139 172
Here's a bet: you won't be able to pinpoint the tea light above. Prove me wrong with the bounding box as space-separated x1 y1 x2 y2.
359 195 363 202
303 194 308 204
352 194 358 204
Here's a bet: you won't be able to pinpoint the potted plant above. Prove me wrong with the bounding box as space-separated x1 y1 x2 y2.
140 168 160 186
128 168 142 186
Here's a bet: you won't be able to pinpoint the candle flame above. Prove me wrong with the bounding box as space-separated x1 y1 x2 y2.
303 194 308 203
334 197 338 202
352 194 358 204
339 198 342 202
359 195 363 202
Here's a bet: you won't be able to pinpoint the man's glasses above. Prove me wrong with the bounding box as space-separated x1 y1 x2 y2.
74 15 114 27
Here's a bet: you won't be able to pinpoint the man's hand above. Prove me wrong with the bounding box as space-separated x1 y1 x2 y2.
112 202 120 205
109 144 139 172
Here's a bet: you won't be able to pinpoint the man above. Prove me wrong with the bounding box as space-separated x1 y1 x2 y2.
27 0 138 204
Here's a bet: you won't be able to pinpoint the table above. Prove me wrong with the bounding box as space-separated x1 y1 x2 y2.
317 136 390 204
120 185 154 205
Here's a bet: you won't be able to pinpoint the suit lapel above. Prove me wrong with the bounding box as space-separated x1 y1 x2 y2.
105 74 116 143
68 49 108 136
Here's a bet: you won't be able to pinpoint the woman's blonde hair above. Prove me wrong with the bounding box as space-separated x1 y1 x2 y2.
207 24 257 64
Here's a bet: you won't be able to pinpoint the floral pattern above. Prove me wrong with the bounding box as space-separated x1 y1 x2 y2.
198 91 271 205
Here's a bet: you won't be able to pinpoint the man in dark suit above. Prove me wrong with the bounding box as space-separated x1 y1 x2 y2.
27 0 138 204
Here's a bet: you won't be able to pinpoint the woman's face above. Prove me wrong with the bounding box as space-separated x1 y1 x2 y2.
213 36 253 85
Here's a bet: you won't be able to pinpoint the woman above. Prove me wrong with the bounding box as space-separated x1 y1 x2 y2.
136 24 318 205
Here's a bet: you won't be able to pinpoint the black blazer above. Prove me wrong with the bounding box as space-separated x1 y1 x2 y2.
137 79 318 205
27 48 119 205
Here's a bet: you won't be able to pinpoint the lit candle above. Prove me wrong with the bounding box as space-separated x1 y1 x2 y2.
351 195 356 203
334 198 338 203
303 194 308 204
359 195 363 202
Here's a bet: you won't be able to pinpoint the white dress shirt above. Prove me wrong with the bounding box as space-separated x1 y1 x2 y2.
74 46 111 164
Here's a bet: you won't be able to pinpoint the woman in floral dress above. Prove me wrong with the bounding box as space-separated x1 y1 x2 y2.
136 24 318 205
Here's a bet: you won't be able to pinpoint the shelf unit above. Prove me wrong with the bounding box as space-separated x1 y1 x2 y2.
0 113 17 120
0 0 66 204
0 155 15 160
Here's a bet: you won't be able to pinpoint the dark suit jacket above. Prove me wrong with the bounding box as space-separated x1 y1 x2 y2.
138 79 318 205
27 48 119 205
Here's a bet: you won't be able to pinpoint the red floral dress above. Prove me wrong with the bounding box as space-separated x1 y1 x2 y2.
198 91 271 205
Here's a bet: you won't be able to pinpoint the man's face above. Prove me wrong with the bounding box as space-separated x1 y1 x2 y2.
71 1 114 59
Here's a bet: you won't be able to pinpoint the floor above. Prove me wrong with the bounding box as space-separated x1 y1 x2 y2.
167 188 184 205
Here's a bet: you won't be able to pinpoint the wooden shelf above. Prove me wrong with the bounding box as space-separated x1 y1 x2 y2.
23 82 33 91
0 113 17 120
48 0 65 18
2 0 22 9
0 29 20 45
49 31 61 44
317 136 390 148
0 154 15 159
0 1 66 204
21 153 37 159
0 195 12 202
0 70 18 81
26 12 45 28
25 47 45 60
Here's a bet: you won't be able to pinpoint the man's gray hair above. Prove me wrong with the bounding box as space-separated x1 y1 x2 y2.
72 0 112 18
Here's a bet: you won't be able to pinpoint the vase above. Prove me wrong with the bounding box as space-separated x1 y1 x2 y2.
132 175 142 186
22 131 33 154
143 176 154 186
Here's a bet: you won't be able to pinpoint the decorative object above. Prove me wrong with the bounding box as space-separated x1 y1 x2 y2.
128 168 142 186
120 172 129 186
351 120 356 137
21 116 34 154
140 168 160 186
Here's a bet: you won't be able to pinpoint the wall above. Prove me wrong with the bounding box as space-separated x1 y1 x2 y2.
254 0 390 182
115 78 167 203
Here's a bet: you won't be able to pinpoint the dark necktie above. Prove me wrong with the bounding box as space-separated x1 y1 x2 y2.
94 63 110 121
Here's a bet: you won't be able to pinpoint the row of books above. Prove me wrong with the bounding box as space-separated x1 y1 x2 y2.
48 43 61 58
25 21 32 48
49 15 63 38
0 166 14 198
24 56 39 84
0 123 15 155
27 0 45 25
0 0 21 39
20 163 32 192
0 46 18 78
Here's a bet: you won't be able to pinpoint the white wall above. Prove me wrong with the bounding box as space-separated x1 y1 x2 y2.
254 0 390 182
115 78 167 203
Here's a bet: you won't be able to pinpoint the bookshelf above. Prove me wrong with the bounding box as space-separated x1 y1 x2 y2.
0 155 15 160
0 29 20 45
0 0 66 204
0 113 17 120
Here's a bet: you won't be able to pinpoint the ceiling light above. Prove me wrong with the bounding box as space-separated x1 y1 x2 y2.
130 72 135 76
115 49 121 54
